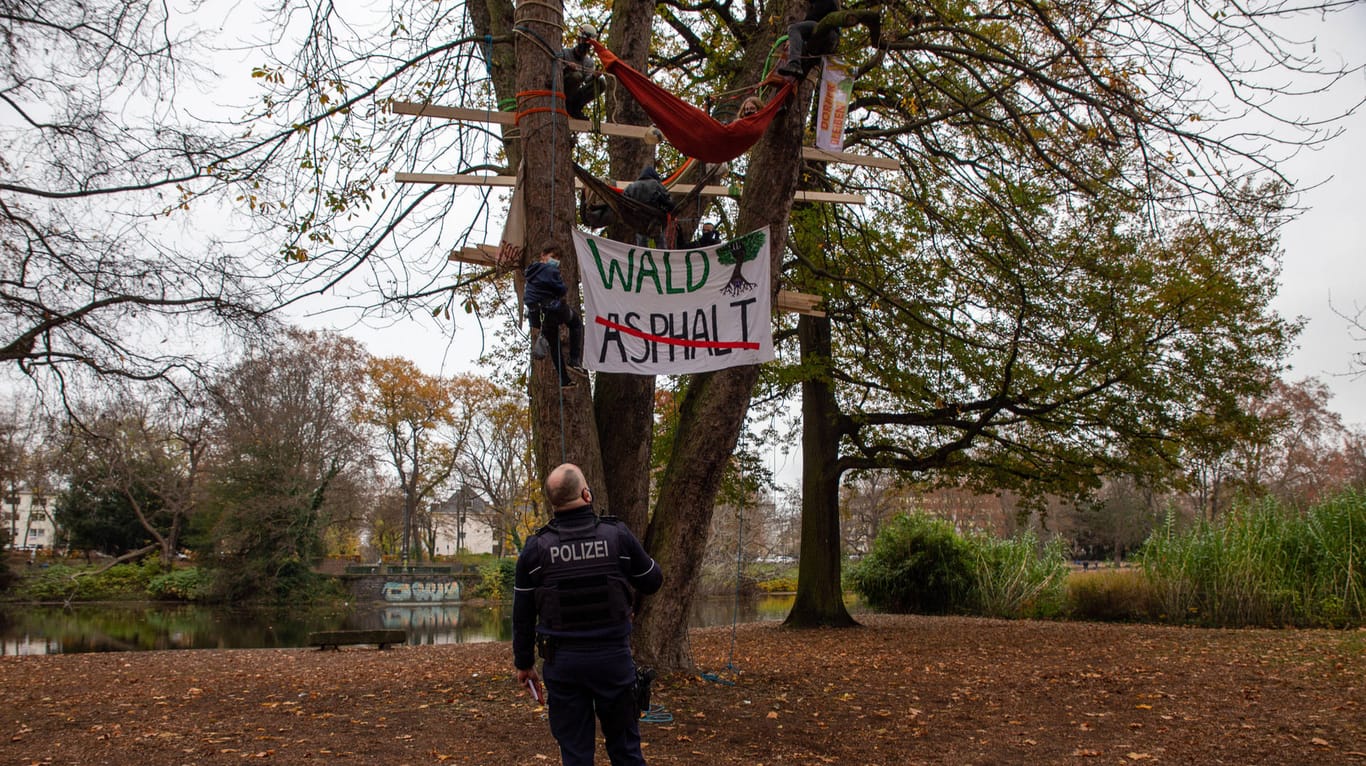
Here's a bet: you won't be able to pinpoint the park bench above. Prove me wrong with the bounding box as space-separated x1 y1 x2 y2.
306 629 408 650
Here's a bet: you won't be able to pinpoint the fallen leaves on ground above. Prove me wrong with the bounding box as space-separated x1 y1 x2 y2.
2 615 1362 765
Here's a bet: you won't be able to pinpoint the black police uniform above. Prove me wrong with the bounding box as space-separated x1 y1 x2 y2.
513 506 663 766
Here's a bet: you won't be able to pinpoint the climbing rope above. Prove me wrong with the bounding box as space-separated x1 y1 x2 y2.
548 33 569 465
640 703 673 724
699 500 746 686
515 88 570 124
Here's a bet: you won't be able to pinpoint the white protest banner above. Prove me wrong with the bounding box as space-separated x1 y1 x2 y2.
497 161 526 265
572 228 775 375
815 58 853 151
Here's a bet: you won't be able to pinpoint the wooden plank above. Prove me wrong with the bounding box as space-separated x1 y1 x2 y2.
451 245 503 266
392 101 515 125
802 146 901 170
398 172 518 187
776 290 826 317
390 100 659 140
390 99 899 170
395 172 865 205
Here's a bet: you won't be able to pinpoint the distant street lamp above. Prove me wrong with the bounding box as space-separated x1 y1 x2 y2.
459 496 470 554
6 486 18 551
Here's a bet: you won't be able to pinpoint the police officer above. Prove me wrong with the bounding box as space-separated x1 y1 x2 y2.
513 463 663 766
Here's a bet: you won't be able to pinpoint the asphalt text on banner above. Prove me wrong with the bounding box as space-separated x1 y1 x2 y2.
572 228 775 375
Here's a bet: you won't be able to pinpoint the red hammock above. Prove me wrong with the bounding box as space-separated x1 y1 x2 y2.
589 39 795 164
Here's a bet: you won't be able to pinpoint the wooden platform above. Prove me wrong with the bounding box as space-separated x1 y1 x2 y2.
394 171 866 205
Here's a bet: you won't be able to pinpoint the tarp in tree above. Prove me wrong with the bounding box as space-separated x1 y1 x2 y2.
573 162 727 245
588 39 794 164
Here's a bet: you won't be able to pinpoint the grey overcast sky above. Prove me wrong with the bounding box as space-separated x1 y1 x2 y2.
1264 4 1366 426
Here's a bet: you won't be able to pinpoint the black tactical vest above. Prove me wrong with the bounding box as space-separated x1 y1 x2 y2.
532 513 635 633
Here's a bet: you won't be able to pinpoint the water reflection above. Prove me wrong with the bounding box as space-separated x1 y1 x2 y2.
0 594 797 655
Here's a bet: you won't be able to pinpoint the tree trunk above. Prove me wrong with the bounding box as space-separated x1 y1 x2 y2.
634 38 816 670
593 376 654 529
786 314 857 627
514 0 606 498
594 0 659 535
635 366 761 670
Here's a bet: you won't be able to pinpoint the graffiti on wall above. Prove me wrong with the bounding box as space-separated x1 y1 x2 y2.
382 580 462 602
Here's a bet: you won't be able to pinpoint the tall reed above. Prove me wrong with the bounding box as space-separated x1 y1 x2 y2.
1138 490 1363 627
968 529 1069 618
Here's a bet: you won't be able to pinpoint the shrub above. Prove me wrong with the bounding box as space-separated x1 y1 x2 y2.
147 567 215 601
1066 568 1156 622
756 577 798 593
848 512 974 614
206 555 341 604
12 560 159 601
474 558 516 600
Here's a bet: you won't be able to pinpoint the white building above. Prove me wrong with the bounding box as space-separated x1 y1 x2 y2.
430 486 500 557
5 490 56 551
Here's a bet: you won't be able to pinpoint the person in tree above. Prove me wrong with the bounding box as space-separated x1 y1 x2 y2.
513 463 663 766
691 221 721 247
524 245 586 387
559 25 602 120
622 166 674 246
778 0 842 79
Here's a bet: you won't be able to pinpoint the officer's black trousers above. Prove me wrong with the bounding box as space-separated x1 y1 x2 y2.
543 643 645 766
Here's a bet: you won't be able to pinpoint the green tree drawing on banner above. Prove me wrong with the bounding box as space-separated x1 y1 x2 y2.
717 231 767 297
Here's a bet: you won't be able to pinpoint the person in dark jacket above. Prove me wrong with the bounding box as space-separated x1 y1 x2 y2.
523 245 585 387
559 25 602 120
622 166 674 246
691 221 722 247
778 0 842 79
513 463 664 766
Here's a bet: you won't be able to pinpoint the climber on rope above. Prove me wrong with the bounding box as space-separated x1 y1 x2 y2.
623 166 674 247
558 24 602 120
524 245 586 388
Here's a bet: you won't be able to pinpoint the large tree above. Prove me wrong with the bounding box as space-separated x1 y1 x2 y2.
248 0 1357 667
355 357 472 562
203 329 372 599
453 375 540 552
785 174 1299 625
10 0 1358 669
53 392 208 565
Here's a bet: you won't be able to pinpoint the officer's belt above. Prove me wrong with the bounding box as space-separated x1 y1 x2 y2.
538 634 608 647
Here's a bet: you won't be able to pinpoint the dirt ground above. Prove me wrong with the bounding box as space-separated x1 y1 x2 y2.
2 614 1363 765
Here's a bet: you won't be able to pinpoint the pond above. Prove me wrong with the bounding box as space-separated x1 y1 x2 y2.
0 594 798 655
